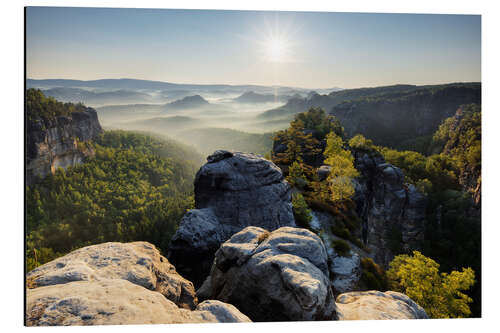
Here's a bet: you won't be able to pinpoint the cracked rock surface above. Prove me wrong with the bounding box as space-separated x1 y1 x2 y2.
27 241 197 309
207 226 338 322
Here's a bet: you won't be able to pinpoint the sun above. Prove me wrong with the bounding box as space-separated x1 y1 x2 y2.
266 37 288 63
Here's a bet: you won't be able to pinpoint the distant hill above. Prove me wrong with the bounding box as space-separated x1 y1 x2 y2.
259 82 481 151
40 87 153 106
27 78 328 95
232 91 293 104
259 84 421 120
163 95 209 111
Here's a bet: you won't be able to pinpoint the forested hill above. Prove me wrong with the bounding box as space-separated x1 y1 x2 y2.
26 89 103 185
26 130 204 271
260 83 480 152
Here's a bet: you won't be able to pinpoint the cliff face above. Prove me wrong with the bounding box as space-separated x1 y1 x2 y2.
352 149 427 268
26 108 102 185
330 84 481 148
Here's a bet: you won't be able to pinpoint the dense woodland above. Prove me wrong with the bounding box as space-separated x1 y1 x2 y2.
26 88 89 122
26 130 203 271
272 107 481 318
26 90 481 319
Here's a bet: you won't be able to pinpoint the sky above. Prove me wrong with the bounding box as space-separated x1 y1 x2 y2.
26 7 481 89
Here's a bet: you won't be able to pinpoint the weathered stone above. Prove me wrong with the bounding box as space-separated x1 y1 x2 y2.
196 300 251 323
27 242 197 309
208 226 337 322
330 253 361 294
169 151 295 286
27 108 102 185
352 149 427 267
336 290 428 320
317 165 332 181
26 279 251 326
309 210 363 294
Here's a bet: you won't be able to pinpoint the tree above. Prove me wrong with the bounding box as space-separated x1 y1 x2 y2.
387 251 475 318
324 132 359 201
287 160 308 189
291 192 312 229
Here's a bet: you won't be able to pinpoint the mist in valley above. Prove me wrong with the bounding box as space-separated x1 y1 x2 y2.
26 79 328 156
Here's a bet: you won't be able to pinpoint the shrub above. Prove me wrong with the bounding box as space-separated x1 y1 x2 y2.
360 257 388 291
387 251 475 318
332 239 351 257
292 192 312 229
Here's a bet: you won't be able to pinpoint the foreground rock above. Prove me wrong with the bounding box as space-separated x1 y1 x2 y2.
27 242 197 309
207 226 337 321
169 150 295 286
353 149 427 267
26 279 250 326
336 290 428 320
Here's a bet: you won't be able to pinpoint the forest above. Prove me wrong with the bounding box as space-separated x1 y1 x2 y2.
272 107 481 318
25 91 481 319
26 130 203 271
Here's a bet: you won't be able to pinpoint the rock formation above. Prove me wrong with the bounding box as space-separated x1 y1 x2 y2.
352 149 427 267
27 242 197 309
336 290 428 320
206 226 337 321
26 241 251 326
27 107 102 185
168 150 295 286
26 280 251 326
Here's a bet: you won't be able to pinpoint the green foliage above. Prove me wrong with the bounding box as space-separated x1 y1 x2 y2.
292 107 344 140
433 104 481 193
324 132 359 201
348 134 375 151
379 147 460 193
379 108 481 317
291 192 312 229
387 251 475 318
360 257 388 291
273 107 342 166
26 130 202 271
332 239 351 257
26 88 88 122
287 161 308 189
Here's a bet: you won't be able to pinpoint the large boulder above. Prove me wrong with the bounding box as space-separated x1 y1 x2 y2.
27 242 197 309
168 150 295 286
207 226 337 321
26 279 251 326
336 290 428 320
352 149 427 267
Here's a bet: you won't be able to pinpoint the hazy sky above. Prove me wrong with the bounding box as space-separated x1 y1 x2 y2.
26 7 481 89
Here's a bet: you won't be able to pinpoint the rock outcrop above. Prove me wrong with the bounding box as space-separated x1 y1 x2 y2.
168 150 295 286
352 149 427 267
26 279 250 326
27 108 102 185
207 226 337 322
336 290 428 320
26 241 251 326
27 242 197 309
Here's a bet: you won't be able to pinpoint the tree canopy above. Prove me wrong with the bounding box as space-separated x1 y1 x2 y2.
387 251 475 318
26 130 203 271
